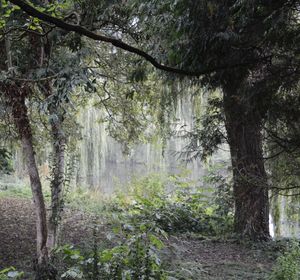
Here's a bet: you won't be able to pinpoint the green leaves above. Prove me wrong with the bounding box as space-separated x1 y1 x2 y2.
0 148 13 175
25 16 42 31
111 172 233 236
149 233 164 249
57 228 166 279
61 267 83 279
269 241 300 280
0 267 24 280
0 0 20 28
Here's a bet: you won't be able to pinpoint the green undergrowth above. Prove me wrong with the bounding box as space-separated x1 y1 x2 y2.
0 185 32 199
52 171 237 279
54 220 168 280
268 240 300 280
58 171 300 280
0 267 24 280
2 171 297 279
106 171 234 237
0 183 51 201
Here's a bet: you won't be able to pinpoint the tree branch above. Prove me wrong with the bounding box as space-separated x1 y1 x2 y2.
9 0 263 77
7 74 59 82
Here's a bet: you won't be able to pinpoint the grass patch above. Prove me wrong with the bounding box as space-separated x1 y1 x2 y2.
0 185 33 199
0 181 52 202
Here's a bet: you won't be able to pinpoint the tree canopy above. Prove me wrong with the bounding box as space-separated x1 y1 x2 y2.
1 0 300 278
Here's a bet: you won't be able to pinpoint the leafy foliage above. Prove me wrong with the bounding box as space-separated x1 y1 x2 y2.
269 241 300 280
180 93 225 161
54 171 233 280
0 267 23 280
110 172 233 236
56 223 167 280
0 148 13 174
51 170 234 279
266 87 300 196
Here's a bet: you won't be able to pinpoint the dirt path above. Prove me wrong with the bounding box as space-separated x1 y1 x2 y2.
0 197 276 279
164 236 275 279
0 198 35 271
0 197 96 273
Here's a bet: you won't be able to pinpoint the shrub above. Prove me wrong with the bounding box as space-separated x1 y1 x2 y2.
56 221 167 280
108 172 233 236
115 186 233 236
269 240 300 280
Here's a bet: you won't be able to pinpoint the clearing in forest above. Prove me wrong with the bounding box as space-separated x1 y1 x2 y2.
0 196 277 280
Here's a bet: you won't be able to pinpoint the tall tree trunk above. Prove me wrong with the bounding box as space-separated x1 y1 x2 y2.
8 87 56 278
223 88 270 241
2 32 56 278
47 112 66 250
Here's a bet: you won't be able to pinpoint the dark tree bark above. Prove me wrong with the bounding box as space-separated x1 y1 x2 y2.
223 87 270 241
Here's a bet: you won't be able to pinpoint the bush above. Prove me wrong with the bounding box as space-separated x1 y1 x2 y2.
269 240 300 280
110 172 233 237
68 171 234 237
55 171 233 279
124 188 233 236
56 221 167 280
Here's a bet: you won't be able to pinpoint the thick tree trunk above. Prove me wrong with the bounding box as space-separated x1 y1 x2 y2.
9 88 56 278
223 89 270 241
47 113 66 250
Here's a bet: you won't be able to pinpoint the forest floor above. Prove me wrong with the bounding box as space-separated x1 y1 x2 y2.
0 196 278 279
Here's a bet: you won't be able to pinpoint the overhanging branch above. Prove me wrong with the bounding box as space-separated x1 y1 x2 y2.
9 0 262 77
10 0 199 75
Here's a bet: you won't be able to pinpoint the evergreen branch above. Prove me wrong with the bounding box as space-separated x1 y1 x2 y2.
9 0 265 77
